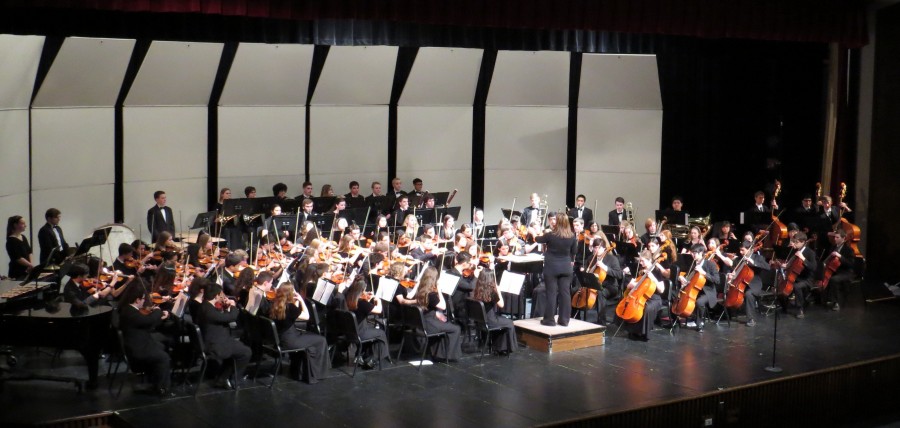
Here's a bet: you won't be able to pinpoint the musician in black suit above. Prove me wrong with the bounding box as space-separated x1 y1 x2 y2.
822 229 856 311
198 282 251 389
568 194 594 226
147 191 176 243
521 193 543 229
391 195 411 224
775 232 817 319
445 252 476 324
38 208 69 265
588 237 623 326
675 244 720 331
751 191 772 214
608 197 625 226
345 180 365 200
792 194 818 233
118 284 172 396
410 178 425 198
298 181 315 201
725 240 770 327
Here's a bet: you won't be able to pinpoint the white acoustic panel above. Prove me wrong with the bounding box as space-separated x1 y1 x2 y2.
123 107 207 182
32 37 135 108
311 46 397 105
485 107 568 170
487 51 570 107
309 106 388 190
31 185 115 252
483 170 567 226
397 106 472 218
0 193 30 273
0 110 30 197
126 41 223 106
31 108 115 190
123 178 207 238
0 35 44 109
399 47 483 106
576 109 662 174
576 109 662 226
220 43 314 106
218 106 305 193
580 54 662 110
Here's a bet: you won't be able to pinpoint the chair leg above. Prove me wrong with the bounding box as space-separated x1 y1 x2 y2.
478 329 487 363
194 361 207 396
350 344 360 378
396 333 406 362
269 355 280 389
418 337 429 371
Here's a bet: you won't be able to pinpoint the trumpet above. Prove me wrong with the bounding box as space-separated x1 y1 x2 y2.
625 202 634 223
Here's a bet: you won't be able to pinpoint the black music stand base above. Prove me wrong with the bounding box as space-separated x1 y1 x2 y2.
764 306 782 373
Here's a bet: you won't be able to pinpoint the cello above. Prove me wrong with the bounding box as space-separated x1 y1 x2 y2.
835 183 862 257
672 245 722 318
767 180 788 248
616 253 666 323
725 240 764 309
571 242 615 310
775 237 814 297
816 251 842 290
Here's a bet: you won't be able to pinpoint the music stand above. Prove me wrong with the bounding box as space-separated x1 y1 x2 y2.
257 197 279 216
341 206 369 226
657 210 689 225
600 225 619 241
269 215 298 241
74 228 109 257
280 198 301 214
435 206 461 223
191 211 218 232
407 194 423 208
500 209 523 221
345 197 367 209
432 192 450 206
312 197 337 214
307 213 336 233
417 209 436 226
367 196 389 214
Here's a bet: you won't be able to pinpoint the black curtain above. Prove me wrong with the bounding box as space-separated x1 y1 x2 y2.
656 37 827 222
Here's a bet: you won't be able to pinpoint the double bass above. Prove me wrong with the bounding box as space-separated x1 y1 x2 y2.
616 253 666 323
767 180 788 248
835 183 862 257
725 240 764 309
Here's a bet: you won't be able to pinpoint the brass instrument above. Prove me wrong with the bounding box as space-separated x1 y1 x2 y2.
689 214 712 236
625 202 634 223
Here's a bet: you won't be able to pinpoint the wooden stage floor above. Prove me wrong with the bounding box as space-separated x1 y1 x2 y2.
2 281 900 427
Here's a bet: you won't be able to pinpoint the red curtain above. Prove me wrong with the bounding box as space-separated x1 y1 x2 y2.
2 0 868 47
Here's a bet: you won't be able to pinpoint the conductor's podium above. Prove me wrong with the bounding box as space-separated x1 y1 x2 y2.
513 317 605 353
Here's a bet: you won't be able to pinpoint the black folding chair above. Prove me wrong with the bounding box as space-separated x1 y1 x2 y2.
171 321 208 396
465 299 506 362
396 305 449 370
256 316 311 387
333 310 385 377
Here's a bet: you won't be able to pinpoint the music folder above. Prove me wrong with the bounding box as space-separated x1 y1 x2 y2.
498 271 525 295
438 273 460 296
375 277 400 302
312 278 337 306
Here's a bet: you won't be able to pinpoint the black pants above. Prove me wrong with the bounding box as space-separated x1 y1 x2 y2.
130 345 171 390
543 270 573 324
208 340 252 382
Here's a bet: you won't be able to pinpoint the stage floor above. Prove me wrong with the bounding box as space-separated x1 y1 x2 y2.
3 282 900 427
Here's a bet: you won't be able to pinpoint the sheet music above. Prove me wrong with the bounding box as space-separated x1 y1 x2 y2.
312 278 336 306
438 274 460 296
245 289 263 315
376 277 400 302
498 271 526 295
170 292 189 318
278 268 291 286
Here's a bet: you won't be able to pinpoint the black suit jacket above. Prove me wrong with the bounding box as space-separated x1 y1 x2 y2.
38 223 68 265
118 304 166 356
521 206 542 227
608 209 624 226
197 301 240 355
568 207 593 225
147 205 176 242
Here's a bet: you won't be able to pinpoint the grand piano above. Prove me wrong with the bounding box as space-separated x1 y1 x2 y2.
0 280 111 390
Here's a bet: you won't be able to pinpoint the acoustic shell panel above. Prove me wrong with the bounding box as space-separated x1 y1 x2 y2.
0 35 44 109
487 50 569 107
311 46 397 105
0 110 30 197
31 108 115 190
309 106 388 194
126 41 223 106
575 109 663 226
123 106 208 232
32 37 134 108
217 106 305 194
579 54 662 110
484 106 568 222
397 106 472 218
219 43 314 106
399 47 483 106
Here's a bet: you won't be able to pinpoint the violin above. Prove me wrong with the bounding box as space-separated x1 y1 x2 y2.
616 253 666 323
150 292 166 305
397 234 412 248
266 289 276 301
400 279 416 289
79 278 106 294
124 257 142 269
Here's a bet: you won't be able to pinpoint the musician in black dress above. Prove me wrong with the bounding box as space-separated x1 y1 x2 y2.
6 215 33 280
822 229 856 311
622 248 666 341
268 283 329 383
535 212 577 327
37 208 68 266
147 191 176 243
404 267 462 361
472 269 517 355
198 282 251 389
725 240 770 326
588 237 623 326
345 277 390 367
118 283 172 396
